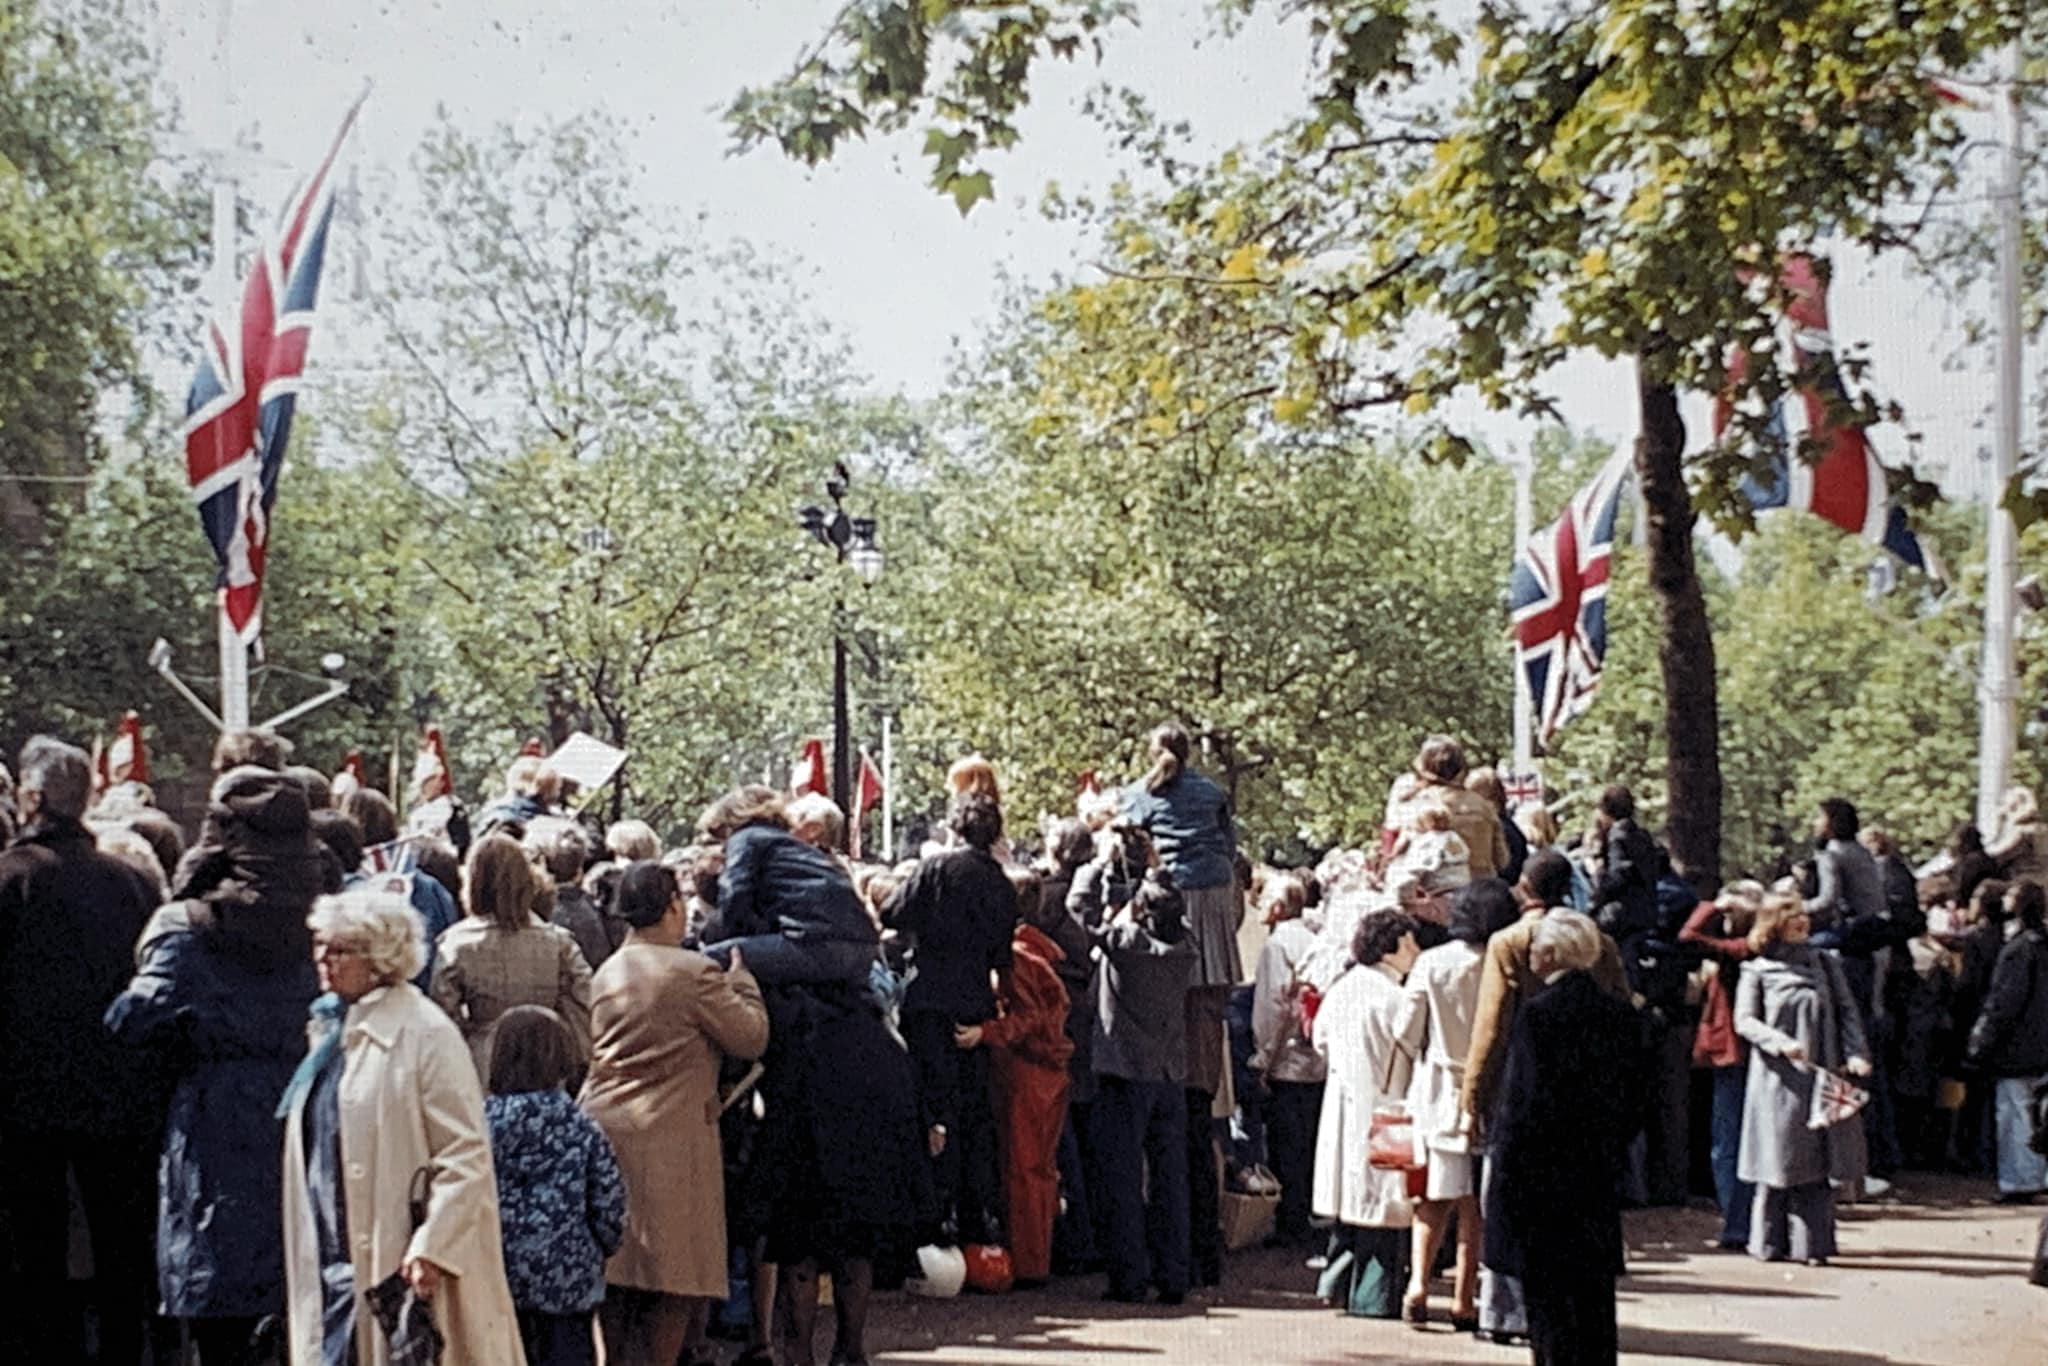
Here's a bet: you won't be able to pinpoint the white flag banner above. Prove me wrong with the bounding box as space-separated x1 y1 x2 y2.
549 731 627 795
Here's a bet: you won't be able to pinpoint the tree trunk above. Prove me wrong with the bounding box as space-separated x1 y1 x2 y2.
1634 363 1722 893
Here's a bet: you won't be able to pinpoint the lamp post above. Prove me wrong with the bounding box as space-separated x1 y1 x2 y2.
798 468 883 849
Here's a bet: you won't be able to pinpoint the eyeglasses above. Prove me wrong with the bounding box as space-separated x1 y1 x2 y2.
313 941 368 961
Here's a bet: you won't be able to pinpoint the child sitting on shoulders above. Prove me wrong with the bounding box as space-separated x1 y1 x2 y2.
1386 802 1471 898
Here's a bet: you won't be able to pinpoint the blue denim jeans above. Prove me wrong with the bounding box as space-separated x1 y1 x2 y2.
1995 1074 2048 1195
1710 1065 1753 1246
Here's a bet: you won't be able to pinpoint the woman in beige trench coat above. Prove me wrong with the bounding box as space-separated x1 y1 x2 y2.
283 886 526 1366
581 861 769 1366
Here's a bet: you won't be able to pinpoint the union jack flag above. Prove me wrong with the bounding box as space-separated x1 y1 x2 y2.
362 837 419 877
1509 447 1633 749
182 97 363 640
1711 254 1938 579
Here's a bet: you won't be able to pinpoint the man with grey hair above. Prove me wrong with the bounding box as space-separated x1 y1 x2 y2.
1487 906 1643 1366
0 736 163 1362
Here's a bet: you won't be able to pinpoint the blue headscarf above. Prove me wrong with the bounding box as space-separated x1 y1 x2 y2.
276 992 348 1118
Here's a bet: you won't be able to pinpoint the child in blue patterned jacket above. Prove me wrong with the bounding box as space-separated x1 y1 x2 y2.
486 1005 626 1366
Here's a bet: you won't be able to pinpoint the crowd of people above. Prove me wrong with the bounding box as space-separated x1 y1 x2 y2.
1 720 2045 1366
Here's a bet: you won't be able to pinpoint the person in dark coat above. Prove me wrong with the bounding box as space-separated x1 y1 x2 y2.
1586 786 1665 960
1091 869 1200 1304
1964 883 2048 1199
1952 879 2013 1175
1032 819 1101 1271
1485 910 1643 1366
883 792 1017 1247
1948 824 1997 917
0 737 164 1365
698 785 926 1366
105 765 335 1366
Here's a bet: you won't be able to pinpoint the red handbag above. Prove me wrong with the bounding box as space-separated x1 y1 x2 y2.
1367 1101 1424 1172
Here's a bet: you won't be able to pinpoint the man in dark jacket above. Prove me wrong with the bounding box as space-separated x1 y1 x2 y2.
1091 871 1199 1304
1588 786 1666 957
0 737 163 1364
1487 910 1643 1366
1965 883 2048 1199
883 793 1017 1246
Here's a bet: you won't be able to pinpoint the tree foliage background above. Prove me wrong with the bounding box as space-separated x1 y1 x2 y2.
5 0 2045 868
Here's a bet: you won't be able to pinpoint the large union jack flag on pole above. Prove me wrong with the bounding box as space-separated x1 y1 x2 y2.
1509 447 1633 749
182 97 363 641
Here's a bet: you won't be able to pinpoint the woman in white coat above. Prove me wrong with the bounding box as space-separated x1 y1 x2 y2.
282 887 526 1366
1392 879 1521 1329
1310 908 1422 1318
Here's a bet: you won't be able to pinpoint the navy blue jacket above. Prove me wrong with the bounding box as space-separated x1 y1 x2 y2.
105 904 321 1317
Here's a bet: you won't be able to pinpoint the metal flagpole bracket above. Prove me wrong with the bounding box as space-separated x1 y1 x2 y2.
150 638 226 731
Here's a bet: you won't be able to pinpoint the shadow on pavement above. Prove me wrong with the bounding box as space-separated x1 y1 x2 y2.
1617 1324 1945 1366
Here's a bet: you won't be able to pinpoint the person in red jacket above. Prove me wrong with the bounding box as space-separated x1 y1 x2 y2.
1679 881 1764 1250
957 868 1075 1285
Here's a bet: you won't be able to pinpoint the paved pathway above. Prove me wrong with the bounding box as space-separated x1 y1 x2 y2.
857 1176 2047 1365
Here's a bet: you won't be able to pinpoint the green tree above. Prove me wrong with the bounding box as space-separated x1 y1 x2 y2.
0 0 199 542
731 0 2024 884
355 113 890 827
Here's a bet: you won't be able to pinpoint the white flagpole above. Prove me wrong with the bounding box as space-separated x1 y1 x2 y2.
1510 449 1535 773
211 0 249 730
1977 44 2024 829
881 712 895 862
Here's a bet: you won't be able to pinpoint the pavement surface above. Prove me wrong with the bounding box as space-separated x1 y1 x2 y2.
852 1176 2047 1366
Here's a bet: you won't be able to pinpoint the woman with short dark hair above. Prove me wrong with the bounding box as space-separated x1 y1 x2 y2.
1310 908 1422 1318
1393 880 1519 1328
580 862 767 1365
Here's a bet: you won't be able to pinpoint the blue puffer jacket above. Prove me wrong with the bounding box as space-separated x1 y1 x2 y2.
106 905 320 1317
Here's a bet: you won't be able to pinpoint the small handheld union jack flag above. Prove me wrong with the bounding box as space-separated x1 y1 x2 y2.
182 96 364 641
1508 447 1633 749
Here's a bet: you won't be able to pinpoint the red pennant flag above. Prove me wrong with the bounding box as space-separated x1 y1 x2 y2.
852 749 884 859
790 737 828 797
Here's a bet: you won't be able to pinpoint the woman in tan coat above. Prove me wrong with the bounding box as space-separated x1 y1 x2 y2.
581 861 769 1366
432 832 593 1081
282 887 526 1366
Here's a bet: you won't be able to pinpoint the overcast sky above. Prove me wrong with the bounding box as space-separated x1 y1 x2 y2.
152 0 2021 503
